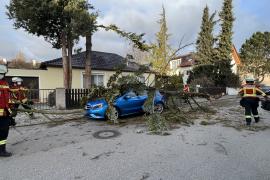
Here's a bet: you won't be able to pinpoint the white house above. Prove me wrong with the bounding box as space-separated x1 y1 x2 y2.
169 46 242 84
6 51 155 89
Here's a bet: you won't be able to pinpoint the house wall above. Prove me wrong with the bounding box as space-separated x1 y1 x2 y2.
7 67 155 89
231 60 238 74
262 75 270 85
79 70 155 88
169 65 193 84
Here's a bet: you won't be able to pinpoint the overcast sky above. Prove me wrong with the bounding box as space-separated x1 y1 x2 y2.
0 0 269 61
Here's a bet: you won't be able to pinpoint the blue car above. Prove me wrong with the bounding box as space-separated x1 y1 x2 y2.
85 90 165 119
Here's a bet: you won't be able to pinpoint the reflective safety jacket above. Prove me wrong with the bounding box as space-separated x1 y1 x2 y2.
10 85 28 104
0 80 12 117
239 84 266 98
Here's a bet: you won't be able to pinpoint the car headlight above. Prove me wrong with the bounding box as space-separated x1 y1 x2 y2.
92 103 103 109
85 105 90 110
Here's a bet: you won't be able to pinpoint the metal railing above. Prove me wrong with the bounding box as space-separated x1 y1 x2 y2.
66 89 91 109
25 89 56 110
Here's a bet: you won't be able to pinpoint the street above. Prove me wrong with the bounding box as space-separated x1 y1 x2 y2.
1 97 270 180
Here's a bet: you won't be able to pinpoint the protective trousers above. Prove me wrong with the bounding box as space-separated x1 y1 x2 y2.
0 117 10 150
13 103 33 117
240 98 260 125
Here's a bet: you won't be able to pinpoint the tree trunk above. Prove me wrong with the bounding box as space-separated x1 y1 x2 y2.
61 31 70 89
85 33 92 89
68 39 73 89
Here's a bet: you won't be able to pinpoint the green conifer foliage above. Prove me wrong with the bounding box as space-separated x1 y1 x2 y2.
196 6 216 64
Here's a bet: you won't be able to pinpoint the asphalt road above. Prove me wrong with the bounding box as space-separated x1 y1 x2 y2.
1 97 270 180
1 121 270 180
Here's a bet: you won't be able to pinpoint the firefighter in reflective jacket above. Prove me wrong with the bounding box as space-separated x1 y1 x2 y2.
0 64 15 157
10 77 33 118
239 78 268 125
183 84 190 92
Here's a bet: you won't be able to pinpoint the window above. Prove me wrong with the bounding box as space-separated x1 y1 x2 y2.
83 74 104 88
91 75 104 86
171 60 178 69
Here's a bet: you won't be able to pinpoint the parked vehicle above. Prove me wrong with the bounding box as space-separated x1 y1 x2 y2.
85 90 165 119
260 85 270 111
261 85 270 95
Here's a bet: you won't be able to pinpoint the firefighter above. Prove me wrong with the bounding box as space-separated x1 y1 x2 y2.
10 77 33 118
183 84 190 93
0 64 15 157
239 77 268 125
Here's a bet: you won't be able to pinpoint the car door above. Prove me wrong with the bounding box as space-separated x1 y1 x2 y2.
118 91 142 115
136 90 148 110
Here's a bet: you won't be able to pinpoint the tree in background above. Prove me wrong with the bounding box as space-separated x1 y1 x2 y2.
7 0 148 89
214 0 235 83
69 2 98 88
150 6 173 75
240 32 270 82
7 0 91 89
190 0 240 88
195 6 216 65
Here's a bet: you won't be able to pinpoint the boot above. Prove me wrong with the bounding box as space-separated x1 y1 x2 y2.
255 117 260 123
246 118 251 126
0 145 12 157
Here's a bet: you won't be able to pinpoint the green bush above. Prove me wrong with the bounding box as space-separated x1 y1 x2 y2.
189 63 241 88
155 74 183 91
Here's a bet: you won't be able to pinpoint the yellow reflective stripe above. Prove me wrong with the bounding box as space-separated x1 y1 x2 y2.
20 88 28 91
255 88 266 96
243 88 247 94
10 89 19 92
243 87 257 97
254 115 259 118
0 140 7 145
245 115 252 118
0 109 4 116
243 94 257 97
0 85 9 88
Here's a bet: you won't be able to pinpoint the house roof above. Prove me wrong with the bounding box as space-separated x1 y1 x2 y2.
41 51 145 72
172 45 241 68
232 45 242 65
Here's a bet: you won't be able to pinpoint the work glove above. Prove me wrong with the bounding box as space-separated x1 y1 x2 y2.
10 110 18 117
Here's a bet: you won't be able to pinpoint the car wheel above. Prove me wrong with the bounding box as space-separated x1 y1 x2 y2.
154 103 164 114
107 107 119 121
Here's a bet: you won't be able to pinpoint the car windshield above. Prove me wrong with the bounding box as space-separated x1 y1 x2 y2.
125 91 137 97
137 90 147 96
